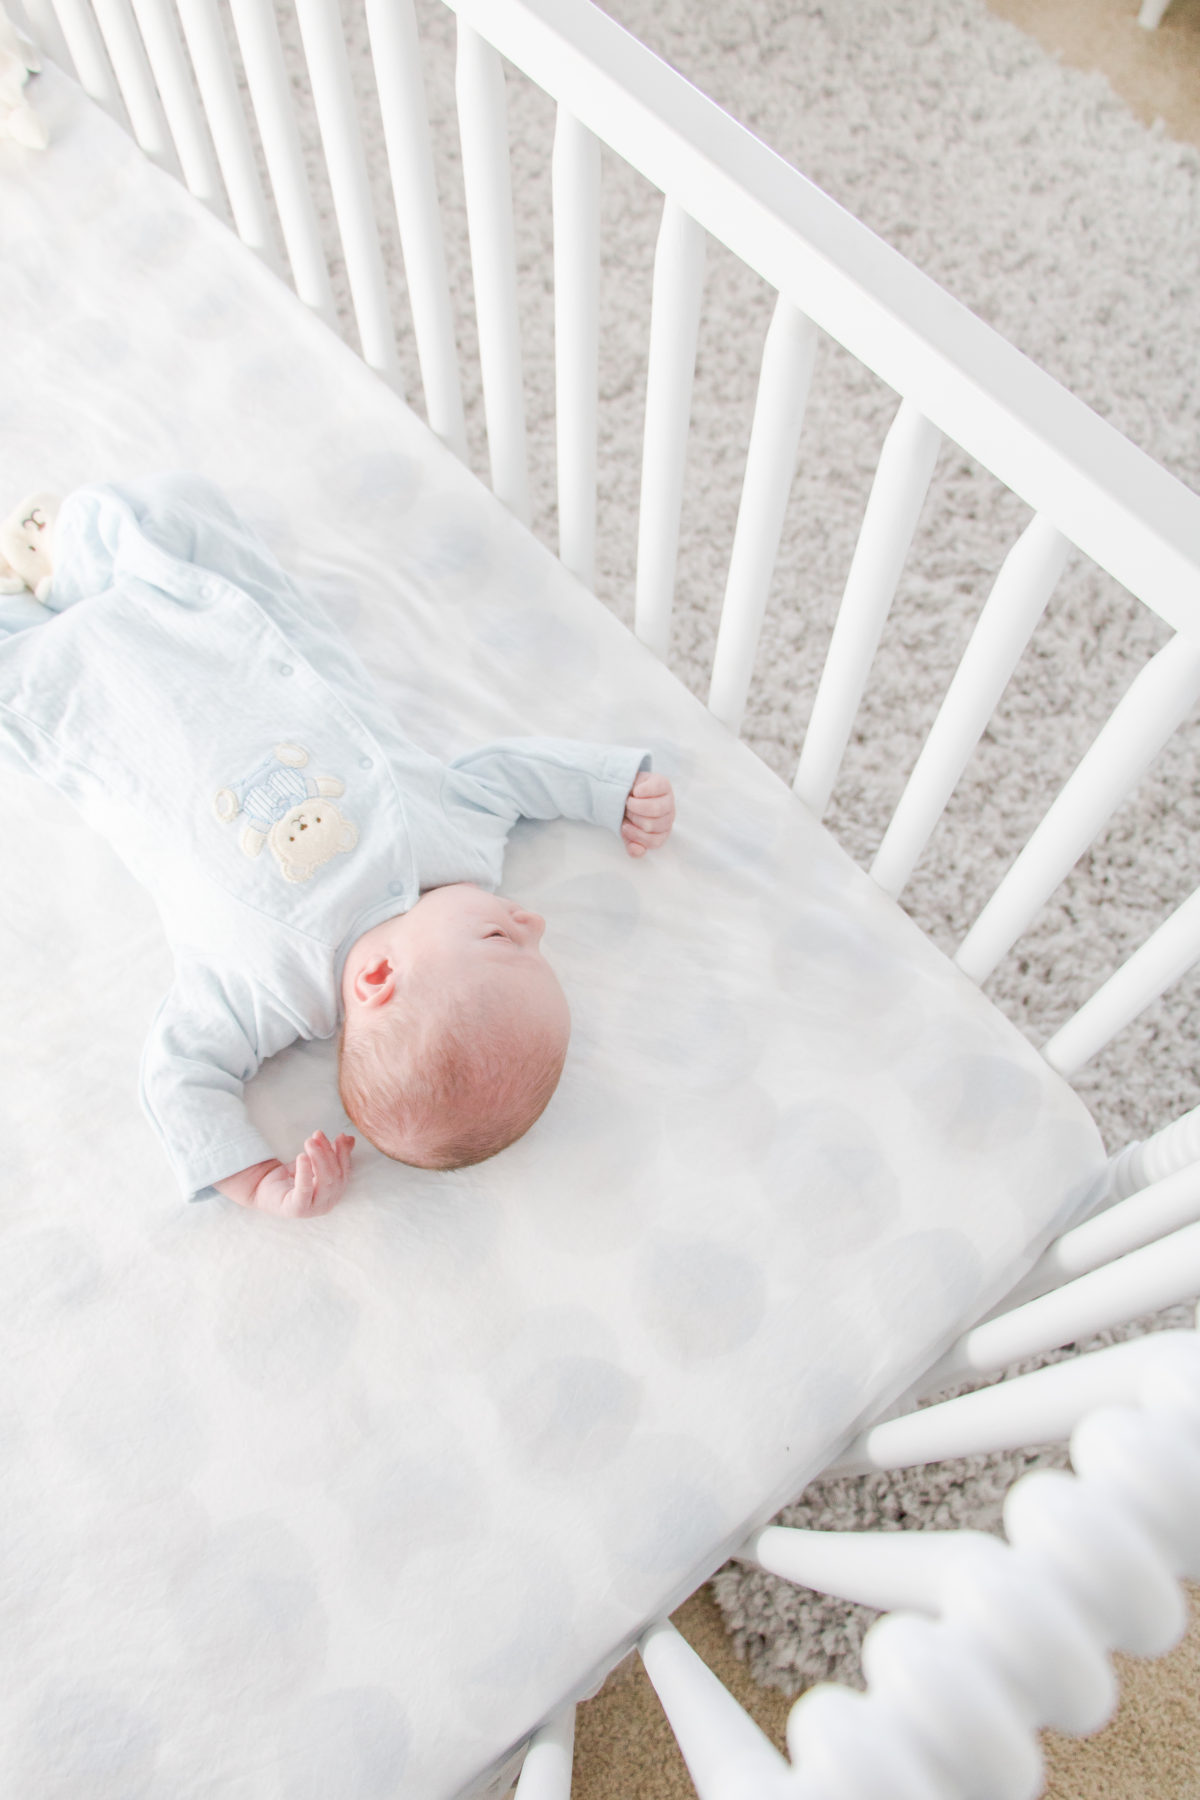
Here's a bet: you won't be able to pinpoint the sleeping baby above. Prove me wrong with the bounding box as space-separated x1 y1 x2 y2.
0 474 675 1218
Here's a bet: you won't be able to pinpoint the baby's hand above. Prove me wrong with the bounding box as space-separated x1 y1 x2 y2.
251 1131 355 1218
622 771 675 858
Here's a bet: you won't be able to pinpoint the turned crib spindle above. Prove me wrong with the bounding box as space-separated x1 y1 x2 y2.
638 1619 798 1800
955 631 1200 985
456 22 531 525
634 198 706 660
871 512 1070 898
292 0 402 387
514 1706 576 1800
366 0 467 457
173 0 276 261
1044 884 1200 1076
553 106 602 588
47 0 123 118
1111 1102 1200 1202
707 294 818 737
88 0 173 165
793 399 941 819
127 0 219 203
225 0 336 325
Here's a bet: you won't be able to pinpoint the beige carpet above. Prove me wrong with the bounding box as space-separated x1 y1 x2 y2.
568 0 1200 1793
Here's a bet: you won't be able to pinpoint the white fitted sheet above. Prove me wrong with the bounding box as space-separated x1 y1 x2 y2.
0 68 1107 1800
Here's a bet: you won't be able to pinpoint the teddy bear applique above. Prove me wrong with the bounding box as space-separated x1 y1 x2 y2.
214 743 359 884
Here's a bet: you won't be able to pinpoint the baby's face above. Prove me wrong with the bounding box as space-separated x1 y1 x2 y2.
406 882 549 957
343 883 570 1047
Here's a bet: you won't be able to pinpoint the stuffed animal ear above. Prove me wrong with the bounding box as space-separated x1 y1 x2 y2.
338 821 359 853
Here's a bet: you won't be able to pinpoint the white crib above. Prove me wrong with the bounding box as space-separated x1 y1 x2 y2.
3 1 1200 1796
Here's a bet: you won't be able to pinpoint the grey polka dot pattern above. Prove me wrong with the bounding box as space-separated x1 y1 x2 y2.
0 70 1108 1800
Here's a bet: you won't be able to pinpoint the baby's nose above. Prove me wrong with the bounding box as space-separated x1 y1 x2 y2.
512 907 545 939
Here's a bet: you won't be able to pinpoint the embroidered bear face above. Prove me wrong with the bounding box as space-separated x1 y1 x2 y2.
214 743 359 884
267 799 359 884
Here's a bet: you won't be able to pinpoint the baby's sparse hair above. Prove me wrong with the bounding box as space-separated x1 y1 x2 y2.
337 973 566 1170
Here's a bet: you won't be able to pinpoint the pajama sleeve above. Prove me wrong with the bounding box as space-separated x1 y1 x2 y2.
138 957 292 1202
445 738 651 836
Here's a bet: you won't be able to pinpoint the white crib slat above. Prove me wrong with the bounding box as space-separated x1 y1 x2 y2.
871 513 1070 898
456 23 531 524
126 0 219 201
634 198 706 660
826 1331 1200 1472
174 0 275 259
225 0 336 325
292 0 401 384
956 632 1200 985
47 0 122 115
365 0 466 455
1112 1104 1200 1203
90 0 174 163
638 1619 797 1800
743 1521 990 1615
1043 885 1200 1077
514 1706 575 1799
552 106 601 588
707 295 819 735
1014 1164 1200 1306
793 400 941 818
918 1219 1200 1389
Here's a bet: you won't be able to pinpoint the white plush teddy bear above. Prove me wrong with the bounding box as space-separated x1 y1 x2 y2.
0 491 60 600
215 743 360 884
0 7 47 150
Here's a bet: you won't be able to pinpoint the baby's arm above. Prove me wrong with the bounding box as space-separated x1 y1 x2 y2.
141 958 354 1213
214 1132 355 1218
447 737 673 848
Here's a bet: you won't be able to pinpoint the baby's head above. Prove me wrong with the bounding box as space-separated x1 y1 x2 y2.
338 883 570 1170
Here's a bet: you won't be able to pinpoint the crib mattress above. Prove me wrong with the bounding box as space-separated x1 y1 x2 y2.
0 67 1107 1800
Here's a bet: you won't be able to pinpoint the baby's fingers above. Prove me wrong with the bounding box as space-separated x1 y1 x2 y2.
290 1151 315 1213
626 793 674 824
306 1131 340 1191
623 813 671 852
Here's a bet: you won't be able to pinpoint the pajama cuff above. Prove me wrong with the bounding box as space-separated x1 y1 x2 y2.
180 1126 278 1203
597 749 652 835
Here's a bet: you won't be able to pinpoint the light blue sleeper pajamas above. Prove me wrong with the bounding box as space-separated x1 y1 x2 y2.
0 475 650 1200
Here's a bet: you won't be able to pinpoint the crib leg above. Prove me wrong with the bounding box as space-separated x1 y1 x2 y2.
638 1618 798 1799
513 1706 575 1800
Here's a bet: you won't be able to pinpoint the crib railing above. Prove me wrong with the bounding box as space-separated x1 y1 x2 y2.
18 0 1200 1794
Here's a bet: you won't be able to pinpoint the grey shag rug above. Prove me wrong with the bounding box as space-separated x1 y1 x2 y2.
256 0 1200 1695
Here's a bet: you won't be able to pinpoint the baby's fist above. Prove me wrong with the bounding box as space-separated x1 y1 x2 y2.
622 771 675 858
